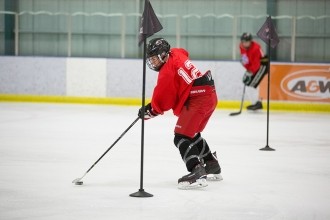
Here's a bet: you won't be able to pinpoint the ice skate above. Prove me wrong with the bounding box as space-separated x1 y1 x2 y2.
178 164 208 190
205 152 223 181
247 101 263 111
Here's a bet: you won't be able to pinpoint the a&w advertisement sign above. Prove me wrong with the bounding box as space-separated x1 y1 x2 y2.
260 64 330 102
281 69 330 100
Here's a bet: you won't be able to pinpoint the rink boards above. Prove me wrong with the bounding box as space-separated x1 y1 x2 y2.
0 56 329 112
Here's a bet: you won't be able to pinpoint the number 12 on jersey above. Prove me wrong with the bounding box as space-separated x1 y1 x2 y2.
178 60 202 84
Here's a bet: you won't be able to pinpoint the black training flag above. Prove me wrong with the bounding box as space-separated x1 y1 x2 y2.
138 0 163 46
257 16 280 48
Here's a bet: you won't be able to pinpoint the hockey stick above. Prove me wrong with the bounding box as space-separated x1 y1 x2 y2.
229 85 246 116
72 117 140 185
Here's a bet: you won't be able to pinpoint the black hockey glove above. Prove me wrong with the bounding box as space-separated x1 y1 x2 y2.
138 103 159 120
242 71 253 86
260 55 269 65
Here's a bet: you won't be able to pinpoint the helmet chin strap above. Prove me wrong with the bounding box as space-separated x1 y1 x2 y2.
158 54 169 63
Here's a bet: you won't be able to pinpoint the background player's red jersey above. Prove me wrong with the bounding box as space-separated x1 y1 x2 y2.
151 48 204 116
240 41 264 75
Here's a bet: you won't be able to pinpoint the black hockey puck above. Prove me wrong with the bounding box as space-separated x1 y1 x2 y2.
75 181 83 185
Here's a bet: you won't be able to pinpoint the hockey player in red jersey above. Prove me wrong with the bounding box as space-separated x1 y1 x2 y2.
138 38 222 189
239 32 268 110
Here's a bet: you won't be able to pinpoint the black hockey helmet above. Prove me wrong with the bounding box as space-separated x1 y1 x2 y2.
146 38 170 71
241 32 253 42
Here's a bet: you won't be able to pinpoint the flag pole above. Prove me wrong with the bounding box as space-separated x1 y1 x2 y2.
260 15 275 151
130 36 153 198
130 0 162 197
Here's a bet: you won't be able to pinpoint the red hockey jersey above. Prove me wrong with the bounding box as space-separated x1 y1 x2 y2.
239 41 264 75
151 48 204 116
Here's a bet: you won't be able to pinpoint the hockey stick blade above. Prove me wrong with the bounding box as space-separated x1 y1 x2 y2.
229 85 246 116
72 171 87 184
229 111 242 116
72 178 82 183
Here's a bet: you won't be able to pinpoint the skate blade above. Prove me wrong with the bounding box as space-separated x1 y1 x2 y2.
206 174 223 181
178 178 208 190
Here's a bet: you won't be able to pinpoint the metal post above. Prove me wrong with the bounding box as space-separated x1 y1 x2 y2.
176 15 181 48
129 36 153 198
232 16 238 60
291 16 296 62
260 36 275 151
67 14 72 57
121 15 126 58
14 13 18 56
4 0 18 55
260 16 275 152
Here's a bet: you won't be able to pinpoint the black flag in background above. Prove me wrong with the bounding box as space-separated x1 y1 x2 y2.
138 0 163 46
257 16 280 49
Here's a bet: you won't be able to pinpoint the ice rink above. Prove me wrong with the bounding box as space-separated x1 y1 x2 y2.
0 102 330 220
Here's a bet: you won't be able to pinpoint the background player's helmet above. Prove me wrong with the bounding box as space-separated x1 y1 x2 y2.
240 33 253 42
146 38 171 71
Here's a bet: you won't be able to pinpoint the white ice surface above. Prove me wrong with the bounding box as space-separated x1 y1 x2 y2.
0 103 330 220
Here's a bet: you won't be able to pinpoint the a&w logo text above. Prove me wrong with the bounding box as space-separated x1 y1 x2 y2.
280 68 330 100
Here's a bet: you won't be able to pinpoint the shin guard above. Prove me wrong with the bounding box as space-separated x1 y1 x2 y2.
192 133 213 163
174 134 200 171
